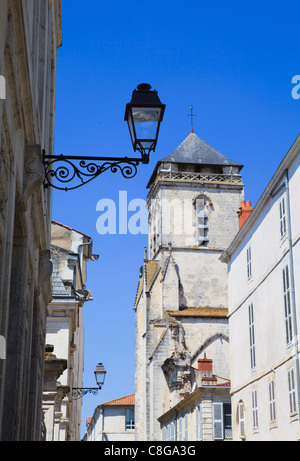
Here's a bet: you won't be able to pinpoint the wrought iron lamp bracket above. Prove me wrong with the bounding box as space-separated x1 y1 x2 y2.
71 386 103 400
43 148 150 192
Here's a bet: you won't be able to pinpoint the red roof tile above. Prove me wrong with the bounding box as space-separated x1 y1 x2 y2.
101 393 135 407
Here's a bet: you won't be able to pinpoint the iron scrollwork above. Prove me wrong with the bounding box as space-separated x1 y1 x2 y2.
43 152 149 191
71 387 101 400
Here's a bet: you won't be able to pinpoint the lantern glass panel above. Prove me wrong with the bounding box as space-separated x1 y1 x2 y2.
94 363 106 386
127 111 135 147
132 107 161 144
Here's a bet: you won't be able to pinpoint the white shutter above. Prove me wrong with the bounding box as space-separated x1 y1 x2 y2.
178 417 182 441
213 403 223 440
239 402 245 438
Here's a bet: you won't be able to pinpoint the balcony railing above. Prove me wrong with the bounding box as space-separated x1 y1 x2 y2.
157 169 243 184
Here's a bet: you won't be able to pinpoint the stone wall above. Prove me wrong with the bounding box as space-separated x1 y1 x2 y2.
0 0 62 441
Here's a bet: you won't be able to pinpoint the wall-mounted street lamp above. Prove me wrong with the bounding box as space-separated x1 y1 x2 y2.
43 84 165 191
72 362 106 400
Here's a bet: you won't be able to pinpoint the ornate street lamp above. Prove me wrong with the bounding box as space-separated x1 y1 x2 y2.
43 84 165 191
94 362 106 388
72 362 106 400
125 83 165 161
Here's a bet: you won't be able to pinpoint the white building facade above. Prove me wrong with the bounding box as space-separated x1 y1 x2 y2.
83 394 135 442
221 134 300 441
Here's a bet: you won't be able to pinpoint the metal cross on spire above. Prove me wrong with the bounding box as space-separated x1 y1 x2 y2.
188 106 196 133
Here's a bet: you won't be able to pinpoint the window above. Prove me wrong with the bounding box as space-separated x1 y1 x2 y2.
196 197 209 246
247 246 252 280
252 390 259 429
178 416 183 441
170 421 175 441
269 380 276 422
279 196 287 238
283 265 293 345
223 403 232 439
213 402 232 440
125 408 135 430
249 303 256 370
213 402 223 440
238 401 245 439
196 405 202 441
184 413 188 441
288 367 297 415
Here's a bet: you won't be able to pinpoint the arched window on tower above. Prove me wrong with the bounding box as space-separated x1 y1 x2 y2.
195 196 210 246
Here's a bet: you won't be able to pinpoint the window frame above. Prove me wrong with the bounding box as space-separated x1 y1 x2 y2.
213 402 224 440
125 407 135 430
247 246 252 280
288 367 297 416
248 302 256 371
184 413 188 441
283 264 293 346
195 196 210 247
279 195 287 239
196 404 202 441
178 416 183 441
212 402 232 441
238 401 246 439
269 380 276 423
251 389 259 429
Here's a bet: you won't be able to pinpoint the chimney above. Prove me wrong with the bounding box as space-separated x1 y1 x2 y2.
198 353 213 373
238 200 253 229
198 354 217 385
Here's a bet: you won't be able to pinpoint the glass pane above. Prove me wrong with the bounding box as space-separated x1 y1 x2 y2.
133 107 161 123
127 112 135 144
132 107 161 142
135 122 159 142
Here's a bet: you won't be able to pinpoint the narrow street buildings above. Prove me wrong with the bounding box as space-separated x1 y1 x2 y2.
134 131 244 440
221 134 300 440
44 221 97 441
0 0 62 440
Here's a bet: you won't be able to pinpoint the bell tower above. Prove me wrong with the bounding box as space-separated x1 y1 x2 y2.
134 130 244 441
146 131 244 309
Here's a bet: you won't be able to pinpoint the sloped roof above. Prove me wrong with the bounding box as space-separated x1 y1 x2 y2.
100 394 135 407
162 132 242 167
147 131 243 187
51 220 91 239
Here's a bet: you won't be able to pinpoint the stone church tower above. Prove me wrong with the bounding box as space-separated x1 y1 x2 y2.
134 131 244 441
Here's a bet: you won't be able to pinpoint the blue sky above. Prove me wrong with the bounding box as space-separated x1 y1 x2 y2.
51 0 300 437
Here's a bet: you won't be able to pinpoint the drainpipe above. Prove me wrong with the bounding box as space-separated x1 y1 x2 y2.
285 169 300 417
